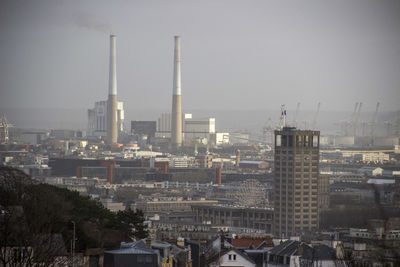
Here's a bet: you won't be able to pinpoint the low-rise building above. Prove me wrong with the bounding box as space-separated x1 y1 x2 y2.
192 205 273 234
210 248 256 267
267 240 340 267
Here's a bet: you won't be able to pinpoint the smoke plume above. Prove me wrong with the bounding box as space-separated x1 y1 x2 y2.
73 12 111 34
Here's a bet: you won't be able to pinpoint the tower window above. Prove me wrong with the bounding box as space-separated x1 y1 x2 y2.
276 135 282 146
313 135 319 147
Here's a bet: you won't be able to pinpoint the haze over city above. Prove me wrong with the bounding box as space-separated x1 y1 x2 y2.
1 0 400 131
1 1 400 266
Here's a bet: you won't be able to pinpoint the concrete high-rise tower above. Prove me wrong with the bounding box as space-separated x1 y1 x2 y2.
171 36 182 148
107 35 118 145
274 127 320 237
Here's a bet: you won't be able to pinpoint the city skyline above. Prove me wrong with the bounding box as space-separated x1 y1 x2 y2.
1 0 400 115
1 2 400 266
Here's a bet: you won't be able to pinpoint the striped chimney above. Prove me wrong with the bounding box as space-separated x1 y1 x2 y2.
107 35 118 145
171 36 182 148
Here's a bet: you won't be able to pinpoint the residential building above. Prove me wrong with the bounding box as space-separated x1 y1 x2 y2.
274 127 320 237
210 248 256 267
266 240 340 267
104 247 159 267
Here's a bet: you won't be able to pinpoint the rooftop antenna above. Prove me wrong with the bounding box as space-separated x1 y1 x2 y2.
370 102 380 140
311 102 321 129
280 105 287 129
293 102 301 128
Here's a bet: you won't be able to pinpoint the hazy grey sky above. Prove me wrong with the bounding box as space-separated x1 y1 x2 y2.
1 0 400 113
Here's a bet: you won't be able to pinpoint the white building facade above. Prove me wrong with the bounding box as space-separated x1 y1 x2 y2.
184 117 216 144
87 100 124 137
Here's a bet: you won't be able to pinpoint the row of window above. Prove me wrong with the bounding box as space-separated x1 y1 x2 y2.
228 254 237 261
294 220 318 225
295 162 319 166
294 192 317 196
276 209 318 215
294 208 318 213
295 214 318 219
295 197 318 201
294 203 318 207
294 179 318 184
276 134 319 147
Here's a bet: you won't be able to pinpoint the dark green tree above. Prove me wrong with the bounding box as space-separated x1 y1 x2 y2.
0 167 149 266
116 209 148 240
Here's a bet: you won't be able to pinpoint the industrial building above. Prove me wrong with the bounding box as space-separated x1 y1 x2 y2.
156 113 171 135
156 112 219 145
184 116 216 144
215 132 230 145
131 121 157 137
274 127 320 237
87 100 124 138
87 35 122 143
131 121 157 145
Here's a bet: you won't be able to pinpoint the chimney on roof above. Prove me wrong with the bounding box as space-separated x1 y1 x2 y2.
146 238 152 249
220 231 225 250
297 243 303 256
216 166 222 185
177 237 185 248
336 242 344 259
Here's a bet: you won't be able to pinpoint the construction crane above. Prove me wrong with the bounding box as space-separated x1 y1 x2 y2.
370 102 380 141
344 102 359 136
262 117 274 144
293 102 301 128
311 102 321 129
0 115 13 144
351 102 359 124
354 102 363 136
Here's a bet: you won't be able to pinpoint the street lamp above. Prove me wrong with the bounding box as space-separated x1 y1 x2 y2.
71 220 76 267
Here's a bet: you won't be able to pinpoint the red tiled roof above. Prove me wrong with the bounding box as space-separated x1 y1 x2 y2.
232 237 266 248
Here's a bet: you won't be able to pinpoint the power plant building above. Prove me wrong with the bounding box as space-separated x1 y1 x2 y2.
274 127 320 237
131 121 157 137
156 112 218 145
184 117 216 144
156 113 172 138
87 100 124 137
87 35 122 141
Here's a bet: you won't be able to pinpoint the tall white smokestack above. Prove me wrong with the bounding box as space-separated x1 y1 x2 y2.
171 36 182 148
107 35 118 145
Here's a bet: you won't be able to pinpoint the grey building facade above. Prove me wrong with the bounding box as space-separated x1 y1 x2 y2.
274 127 320 237
192 204 273 233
